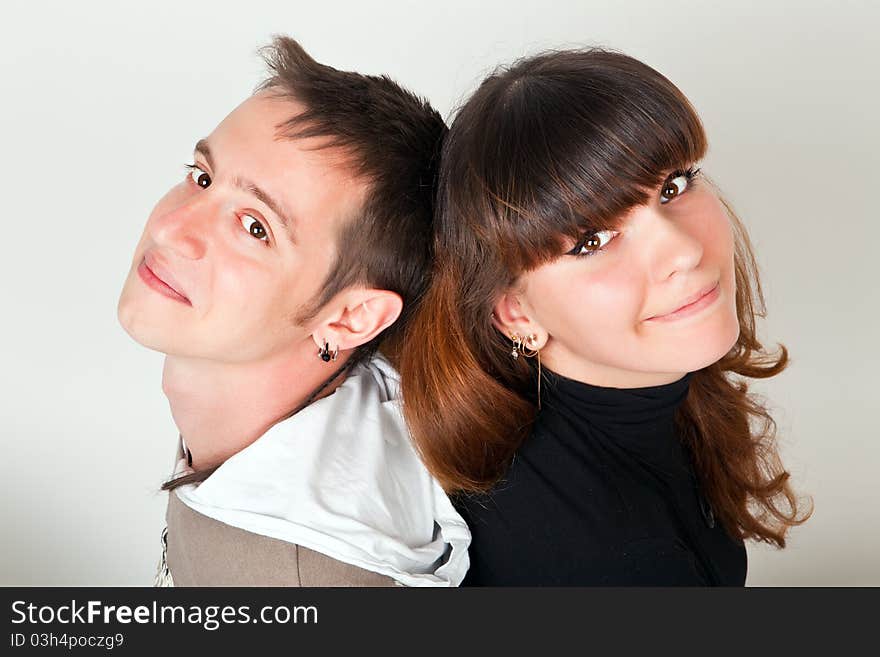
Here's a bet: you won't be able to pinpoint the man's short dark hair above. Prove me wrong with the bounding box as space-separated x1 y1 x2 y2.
255 36 446 360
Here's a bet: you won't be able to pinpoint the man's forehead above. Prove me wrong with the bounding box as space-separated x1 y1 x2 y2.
198 94 369 240
210 93 302 159
209 92 359 176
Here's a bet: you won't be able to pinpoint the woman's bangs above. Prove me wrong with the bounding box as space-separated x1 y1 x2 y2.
446 50 708 273
558 80 709 239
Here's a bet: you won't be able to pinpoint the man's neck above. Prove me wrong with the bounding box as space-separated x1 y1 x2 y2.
162 345 353 470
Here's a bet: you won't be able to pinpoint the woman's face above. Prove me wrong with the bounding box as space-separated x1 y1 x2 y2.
494 173 740 388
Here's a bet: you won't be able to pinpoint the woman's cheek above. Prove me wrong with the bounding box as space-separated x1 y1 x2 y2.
586 262 635 305
554 275 609 337
695 191 730 241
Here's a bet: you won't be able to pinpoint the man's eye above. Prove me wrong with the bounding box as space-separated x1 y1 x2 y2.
185 164 212 189
240 214 269 244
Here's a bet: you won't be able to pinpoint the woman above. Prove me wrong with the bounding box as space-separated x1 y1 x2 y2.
399 48 813 585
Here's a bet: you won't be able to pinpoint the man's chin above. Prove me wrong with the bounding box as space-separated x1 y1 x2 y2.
119 325 173 355
117 308 180 357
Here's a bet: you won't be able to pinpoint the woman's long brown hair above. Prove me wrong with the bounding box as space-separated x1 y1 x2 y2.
398 48 812 548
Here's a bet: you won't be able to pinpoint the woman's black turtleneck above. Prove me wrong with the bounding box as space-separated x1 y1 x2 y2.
454 367 747 586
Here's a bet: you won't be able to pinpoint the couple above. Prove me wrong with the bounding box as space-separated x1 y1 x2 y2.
117 36 811 587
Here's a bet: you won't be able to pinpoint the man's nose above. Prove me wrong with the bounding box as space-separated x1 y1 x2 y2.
148 194 215 260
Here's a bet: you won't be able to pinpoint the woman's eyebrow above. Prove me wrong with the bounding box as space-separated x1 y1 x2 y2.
193 139 298 245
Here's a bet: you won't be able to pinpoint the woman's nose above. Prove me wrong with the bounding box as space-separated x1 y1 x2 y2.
643 208 704 283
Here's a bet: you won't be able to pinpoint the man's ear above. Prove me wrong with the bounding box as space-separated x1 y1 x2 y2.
316 289 403 352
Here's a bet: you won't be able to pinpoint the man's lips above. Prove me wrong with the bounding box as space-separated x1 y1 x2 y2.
141 252 190 304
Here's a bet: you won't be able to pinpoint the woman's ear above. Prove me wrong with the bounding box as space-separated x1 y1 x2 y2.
491 291 544 342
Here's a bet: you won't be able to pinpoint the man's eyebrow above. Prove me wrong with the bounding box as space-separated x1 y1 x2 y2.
193 139 298 245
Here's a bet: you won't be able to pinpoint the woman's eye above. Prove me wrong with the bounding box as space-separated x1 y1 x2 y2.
240 214 269 243
660 169 700 203
187 165 212 189
568 229 619 258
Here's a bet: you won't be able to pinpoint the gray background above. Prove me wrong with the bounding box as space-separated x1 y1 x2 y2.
0 0 876 585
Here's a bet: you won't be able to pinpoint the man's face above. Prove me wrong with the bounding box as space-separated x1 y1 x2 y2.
118 91 366 362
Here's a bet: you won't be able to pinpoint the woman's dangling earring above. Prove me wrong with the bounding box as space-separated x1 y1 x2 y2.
521 333 539 358
318 339 339 362
509 333 523 359
527 334 542 411
509 332 543 410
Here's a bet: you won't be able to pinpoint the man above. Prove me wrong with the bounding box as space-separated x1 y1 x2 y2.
117 36 469 586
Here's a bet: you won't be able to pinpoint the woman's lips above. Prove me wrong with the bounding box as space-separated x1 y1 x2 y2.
137 258 191 305
646 281 720 322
